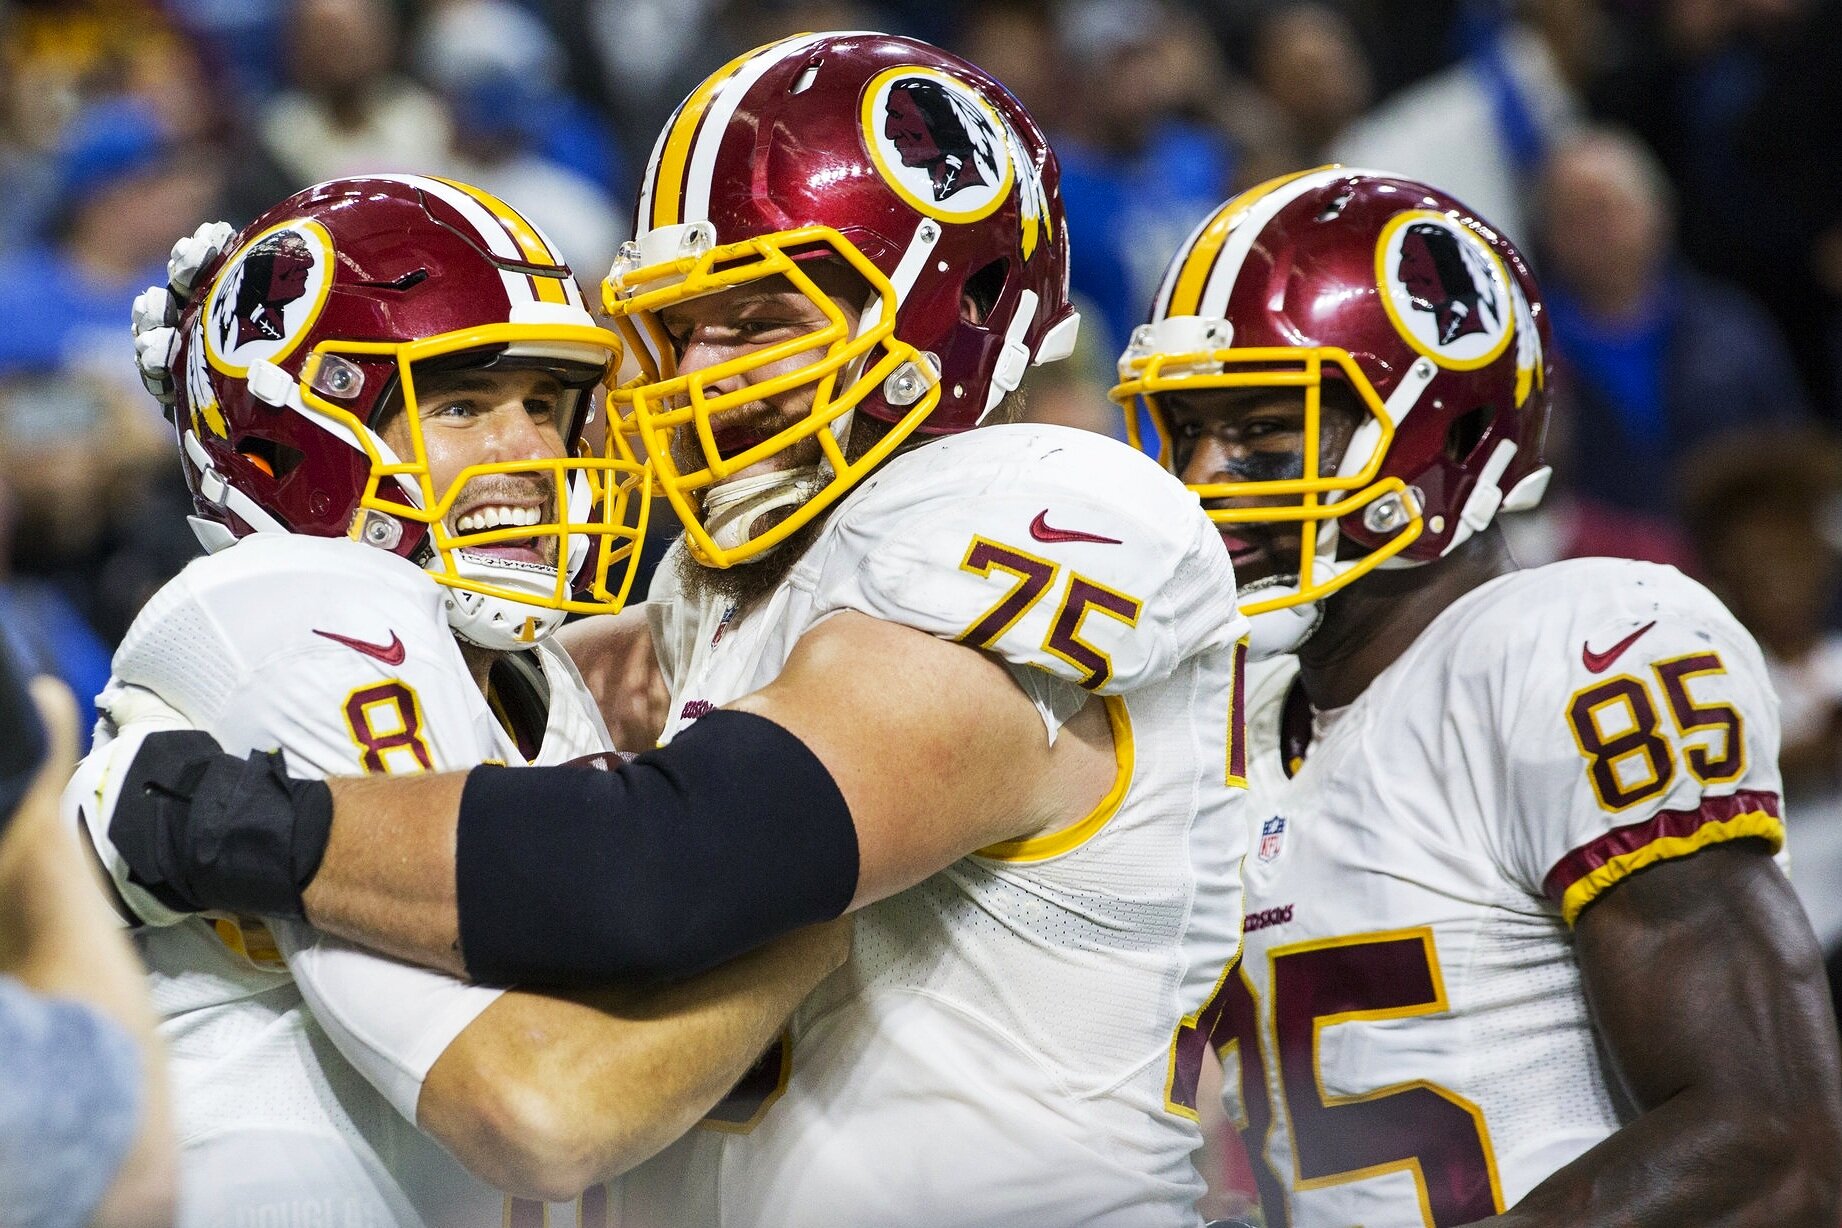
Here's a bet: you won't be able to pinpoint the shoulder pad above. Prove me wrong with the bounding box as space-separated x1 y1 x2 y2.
114 536 453 721
808 425 1245 692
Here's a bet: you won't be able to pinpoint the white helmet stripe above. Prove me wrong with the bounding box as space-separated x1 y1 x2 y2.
1195 166 1349 319
1152 208 1220 321
502 270 536 306
681 31 841 225
635 102 678 239
371 174 522 262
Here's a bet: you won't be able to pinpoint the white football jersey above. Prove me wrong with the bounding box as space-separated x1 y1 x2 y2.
620 424 1252 1228
99 533 616 1228
1221 558 1786 1227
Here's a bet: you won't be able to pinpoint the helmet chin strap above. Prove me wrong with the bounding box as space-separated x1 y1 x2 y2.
430 551 568 653
703 464 827 558
1242 576 1326 660
1240 521 1345 660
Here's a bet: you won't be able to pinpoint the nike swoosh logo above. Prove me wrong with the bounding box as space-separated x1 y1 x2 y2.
313 628 407 666
1582 620 1656 673
1029 510 1122 545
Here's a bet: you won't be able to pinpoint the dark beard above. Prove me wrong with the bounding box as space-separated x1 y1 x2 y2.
675 506 828 612
675 414 899 615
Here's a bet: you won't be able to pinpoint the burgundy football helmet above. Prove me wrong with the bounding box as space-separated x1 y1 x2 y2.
1110 167 1552 646
602 31 1079 567
168 175 650 650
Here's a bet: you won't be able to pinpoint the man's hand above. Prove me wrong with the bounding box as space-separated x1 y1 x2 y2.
65 684 333 925
65 685 207 927
131 220 235 408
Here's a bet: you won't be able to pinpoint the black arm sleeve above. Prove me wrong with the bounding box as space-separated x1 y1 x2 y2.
456 708 858 987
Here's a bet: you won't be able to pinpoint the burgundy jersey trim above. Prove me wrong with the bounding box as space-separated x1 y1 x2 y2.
1542 789 1784 924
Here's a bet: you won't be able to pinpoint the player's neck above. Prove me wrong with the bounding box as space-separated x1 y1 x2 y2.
1297 528 1517 710
459 641 497 699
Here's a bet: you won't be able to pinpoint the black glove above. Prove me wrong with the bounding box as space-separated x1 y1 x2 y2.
108 729 334 919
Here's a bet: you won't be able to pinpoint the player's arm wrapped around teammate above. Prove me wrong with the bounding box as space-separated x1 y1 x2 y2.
92 707 858 985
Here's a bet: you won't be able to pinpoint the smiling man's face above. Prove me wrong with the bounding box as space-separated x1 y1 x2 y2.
384 365 575 567
1163 382 1363 587
656 264 868 484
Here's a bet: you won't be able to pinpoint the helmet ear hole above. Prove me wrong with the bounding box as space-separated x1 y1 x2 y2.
963 258 1009 326
236 436 306 480
1444 405 1492 465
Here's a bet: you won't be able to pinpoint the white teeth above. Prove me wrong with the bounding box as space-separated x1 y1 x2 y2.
456 505 543 534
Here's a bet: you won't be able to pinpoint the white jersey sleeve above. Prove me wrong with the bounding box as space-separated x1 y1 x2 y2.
1477 559 1785 923
807 424 1246 698
114 534 494 774
109 534 507 1121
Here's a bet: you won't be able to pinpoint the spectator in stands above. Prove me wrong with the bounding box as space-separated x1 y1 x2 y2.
1536 125 1809 516
1050 0 1242 356
415 0 626 278
0 639 174 1227
952 1 1067 122
0 370 187 667
1241 1 1374 165
1679 427 1842 1020
1592 0 1831 407
1332 0 1600 245
0 461 112 748
257 0 452 187
0 97 219 401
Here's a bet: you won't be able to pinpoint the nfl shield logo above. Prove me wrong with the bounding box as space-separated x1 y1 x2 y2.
1258 816 1286 863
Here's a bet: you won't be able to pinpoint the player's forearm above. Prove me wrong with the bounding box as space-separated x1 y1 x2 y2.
1492 848 1842 1228
555 607 668 751
1475 1085 1840 1228
105 716 858 985
420 917 850 1200
305 771 470 976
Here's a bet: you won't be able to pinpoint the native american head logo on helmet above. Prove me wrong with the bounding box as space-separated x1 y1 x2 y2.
1396 220 1503 347
603 33 1076 570
1112 168 1549 657
214 229 316 352
170 177 650 653
882 76 1004 203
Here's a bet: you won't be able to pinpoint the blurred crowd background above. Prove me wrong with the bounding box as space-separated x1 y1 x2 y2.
3 0 1841 1063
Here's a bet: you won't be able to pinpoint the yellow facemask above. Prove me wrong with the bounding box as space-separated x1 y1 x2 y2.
1110 327 1423 615
601 224 943 568
296 320 653 617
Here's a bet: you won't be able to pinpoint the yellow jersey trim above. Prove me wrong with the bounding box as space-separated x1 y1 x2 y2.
976 694 1132 862
1560 810 1785 926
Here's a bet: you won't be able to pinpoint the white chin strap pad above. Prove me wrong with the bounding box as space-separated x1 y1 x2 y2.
437 553 568 652
1240 576 1326 660
702 465 824 559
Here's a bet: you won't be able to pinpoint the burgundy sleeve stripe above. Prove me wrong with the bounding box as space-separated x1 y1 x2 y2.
1543 790 1784 926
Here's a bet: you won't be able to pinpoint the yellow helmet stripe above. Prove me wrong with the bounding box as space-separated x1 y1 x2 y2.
650 41 789 231
1166 167 1323 318
431 177 569 304
1165 201 1237 319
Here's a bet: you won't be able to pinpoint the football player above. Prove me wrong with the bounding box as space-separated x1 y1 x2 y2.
86 34 1254 1227
1111 167 1842 1226
81 175 847 1226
